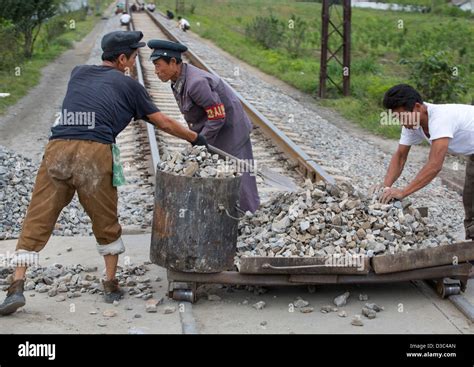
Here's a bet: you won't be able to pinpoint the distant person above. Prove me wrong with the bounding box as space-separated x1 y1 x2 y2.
146 3 156 12
177 16 190 32
120 12 131 26
139 4 145 11
115 2 125 14
129 3 137 12
166 10 175 19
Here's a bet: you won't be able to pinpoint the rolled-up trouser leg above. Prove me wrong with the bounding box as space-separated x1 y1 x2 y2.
15 142 76 264
74 141 123 255
463 155 474 240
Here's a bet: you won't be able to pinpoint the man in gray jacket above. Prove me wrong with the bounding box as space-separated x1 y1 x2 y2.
148 39 260 213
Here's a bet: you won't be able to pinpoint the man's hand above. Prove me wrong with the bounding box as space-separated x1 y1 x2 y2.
368 183 385 197
192 134 208 148
380 187 405 204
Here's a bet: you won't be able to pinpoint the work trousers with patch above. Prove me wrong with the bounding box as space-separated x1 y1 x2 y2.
464 155 474 240
16 139 122 254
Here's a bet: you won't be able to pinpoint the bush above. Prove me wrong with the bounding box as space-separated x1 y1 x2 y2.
0 0 59 58
283 15 307 57
351 57 381 75
0 21 21 70
401 50 467 103
45 18 68 42
245 14 285 49
75 7 88 22
54 38 73 48
432 4 474 18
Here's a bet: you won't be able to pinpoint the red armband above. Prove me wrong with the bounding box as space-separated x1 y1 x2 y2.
205 103 226 121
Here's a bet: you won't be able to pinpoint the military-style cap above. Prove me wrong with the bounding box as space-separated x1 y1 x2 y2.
147 39 188 61
101 31 146 55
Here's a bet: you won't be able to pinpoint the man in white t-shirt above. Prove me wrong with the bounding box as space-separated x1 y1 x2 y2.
120 12 131 26
146 3 156 12
377 84 474 241
177 17 190 32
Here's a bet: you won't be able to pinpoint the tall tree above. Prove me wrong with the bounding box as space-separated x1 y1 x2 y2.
0 0 62 58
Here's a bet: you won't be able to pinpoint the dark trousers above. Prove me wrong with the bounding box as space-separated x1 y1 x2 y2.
464 155 474 240
235 139 260 213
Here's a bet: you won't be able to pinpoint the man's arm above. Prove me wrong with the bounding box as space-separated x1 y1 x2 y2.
146 112 197 143
401 137 449 196
384 144 411 187
380 138 450 203
188 78 226 145
369 144 411 196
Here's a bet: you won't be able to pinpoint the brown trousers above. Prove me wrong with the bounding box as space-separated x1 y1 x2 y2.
16 139 122 252
464 155 474 240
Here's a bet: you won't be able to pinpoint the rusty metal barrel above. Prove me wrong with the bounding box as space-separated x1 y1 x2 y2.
150 170 241 273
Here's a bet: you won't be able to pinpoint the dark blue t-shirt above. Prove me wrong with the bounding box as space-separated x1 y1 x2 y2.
50 65 160 144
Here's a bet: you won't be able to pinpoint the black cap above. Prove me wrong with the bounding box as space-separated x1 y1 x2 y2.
101 31 146 55
147 39 188 61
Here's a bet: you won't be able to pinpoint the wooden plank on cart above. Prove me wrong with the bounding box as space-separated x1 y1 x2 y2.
239 255 370 275
289 263 472 284
372 241 474 274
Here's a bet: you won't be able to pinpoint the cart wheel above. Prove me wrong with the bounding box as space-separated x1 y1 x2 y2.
433 278 461 299
170 289 196 303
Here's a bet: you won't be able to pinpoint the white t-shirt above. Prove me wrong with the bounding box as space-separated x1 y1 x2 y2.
120 14 131 23
399 102 474 155
179 19 190 27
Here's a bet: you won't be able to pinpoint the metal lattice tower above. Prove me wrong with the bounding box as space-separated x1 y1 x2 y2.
319 0 351 98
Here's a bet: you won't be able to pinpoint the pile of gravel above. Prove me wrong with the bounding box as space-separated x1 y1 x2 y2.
237 179 455 259
0 262 155 301
0 145 154 239
158 145 240 178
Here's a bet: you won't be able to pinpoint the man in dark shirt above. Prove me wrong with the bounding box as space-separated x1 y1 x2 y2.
0 31 207 315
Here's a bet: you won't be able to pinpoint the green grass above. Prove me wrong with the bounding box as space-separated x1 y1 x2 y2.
154 0 473 139
0 2 113 115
